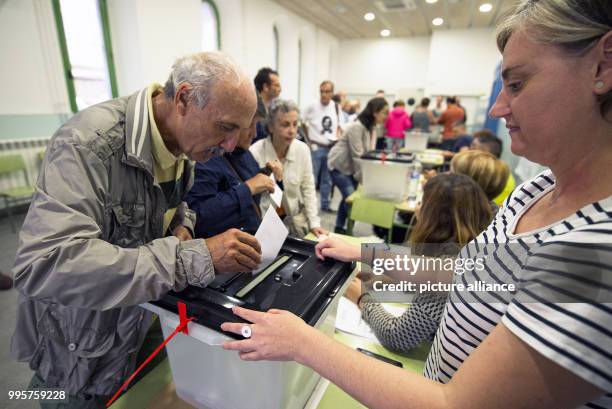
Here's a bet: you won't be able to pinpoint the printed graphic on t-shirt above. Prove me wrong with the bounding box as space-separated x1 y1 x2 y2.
321 116 333 135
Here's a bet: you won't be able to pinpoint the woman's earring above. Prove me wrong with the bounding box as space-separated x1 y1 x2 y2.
595 80 605 90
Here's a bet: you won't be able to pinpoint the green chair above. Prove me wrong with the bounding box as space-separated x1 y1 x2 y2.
348 192 398 243
0 154 36 232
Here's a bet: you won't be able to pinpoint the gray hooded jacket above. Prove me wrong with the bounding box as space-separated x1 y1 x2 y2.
11 88 215 395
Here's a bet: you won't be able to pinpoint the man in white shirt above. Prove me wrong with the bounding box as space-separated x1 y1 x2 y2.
303 80 339 212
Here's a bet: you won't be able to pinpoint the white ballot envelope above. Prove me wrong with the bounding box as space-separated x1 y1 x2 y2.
269 174 284 208
253 206 289 274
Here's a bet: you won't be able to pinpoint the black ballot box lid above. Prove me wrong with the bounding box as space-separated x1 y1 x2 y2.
150 236 354 339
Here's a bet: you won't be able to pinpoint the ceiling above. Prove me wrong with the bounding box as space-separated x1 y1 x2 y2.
271 0 517 39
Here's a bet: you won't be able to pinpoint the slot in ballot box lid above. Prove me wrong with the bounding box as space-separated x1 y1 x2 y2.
150 236 354 340
360 150 415 163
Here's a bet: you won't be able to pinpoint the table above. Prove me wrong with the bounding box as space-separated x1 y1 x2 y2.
407 149 445 169
345 188 417 212
313 332 429 409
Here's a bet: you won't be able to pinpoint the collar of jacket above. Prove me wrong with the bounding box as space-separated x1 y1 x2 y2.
124 87 155 177
263 136 297 163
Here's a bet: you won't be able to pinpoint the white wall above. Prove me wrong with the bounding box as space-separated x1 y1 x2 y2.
108 0 203 96
107 0 339 108
334 37 431 97
216 0 245 66
426 28 501 96
0 0 68 114
226 0 339 107
334 29 501 115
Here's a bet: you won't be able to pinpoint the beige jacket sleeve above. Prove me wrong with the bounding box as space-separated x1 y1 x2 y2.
346 124 369 182
13 140 214 311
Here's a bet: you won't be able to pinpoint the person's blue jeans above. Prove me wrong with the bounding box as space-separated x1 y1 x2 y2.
330 169 357 230
311 145 332 210
439 138 457 151
385 137 403 151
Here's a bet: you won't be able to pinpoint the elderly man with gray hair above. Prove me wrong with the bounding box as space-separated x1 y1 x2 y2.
11 51 262 408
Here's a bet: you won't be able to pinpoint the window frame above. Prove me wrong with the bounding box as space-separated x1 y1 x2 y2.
52 0 119 113
273 25 279 71
297 38 302 105
202 0 221 50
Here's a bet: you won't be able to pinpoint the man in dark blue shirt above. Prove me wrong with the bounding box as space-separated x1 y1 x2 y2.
187 94 283 238
252 67 281 143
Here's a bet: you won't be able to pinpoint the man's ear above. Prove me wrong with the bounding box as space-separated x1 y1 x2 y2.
595 31 612 94
174 83 193 115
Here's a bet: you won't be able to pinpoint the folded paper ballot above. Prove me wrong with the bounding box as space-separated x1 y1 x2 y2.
335 297 408 342
253 205 289 274
269 174 283 208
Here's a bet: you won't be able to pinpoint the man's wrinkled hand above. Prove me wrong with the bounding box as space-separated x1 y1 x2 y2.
246 173 275 195
311 227 329 237
206 228 262 273
173 225 193 241
266 160 283 182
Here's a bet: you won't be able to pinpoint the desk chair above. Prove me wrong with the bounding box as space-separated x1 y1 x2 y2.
347 195 397 243
0 154 36 232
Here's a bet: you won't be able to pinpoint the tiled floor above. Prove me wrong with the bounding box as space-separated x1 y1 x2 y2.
0 211 37 409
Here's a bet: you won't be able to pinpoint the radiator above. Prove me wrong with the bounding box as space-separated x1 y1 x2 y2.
0 137 50 209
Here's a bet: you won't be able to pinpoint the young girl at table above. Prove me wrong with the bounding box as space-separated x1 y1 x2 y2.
344 173 492 353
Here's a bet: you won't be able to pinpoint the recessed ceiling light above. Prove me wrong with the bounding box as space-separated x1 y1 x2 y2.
364 12 375 21
432 17 444 26
426 0 438 4
380 29 391 37
479 3 493 12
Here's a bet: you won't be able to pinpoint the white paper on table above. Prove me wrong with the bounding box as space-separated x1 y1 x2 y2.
268 174 284 208
253 206 289 274
334 297 408 342
335 297 378 342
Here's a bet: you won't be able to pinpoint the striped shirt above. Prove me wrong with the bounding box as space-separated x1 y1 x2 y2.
424 170 612 408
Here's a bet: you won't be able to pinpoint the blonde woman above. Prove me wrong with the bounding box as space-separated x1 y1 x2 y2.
450 150 510 211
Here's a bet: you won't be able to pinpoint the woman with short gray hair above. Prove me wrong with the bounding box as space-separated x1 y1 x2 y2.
250 99 328 237
223 1 612 408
